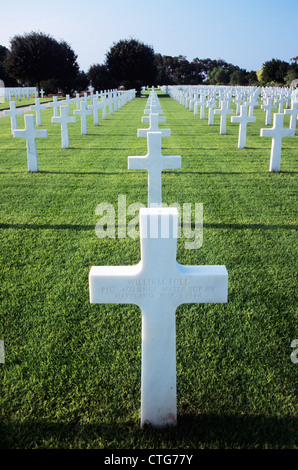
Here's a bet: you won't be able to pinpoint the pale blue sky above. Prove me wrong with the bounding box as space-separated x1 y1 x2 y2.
0 0 297 73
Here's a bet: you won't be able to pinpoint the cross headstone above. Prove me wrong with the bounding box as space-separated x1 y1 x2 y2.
52 106 76 148
30 98 47 126
137 113 171 138
261 98 277 125
231 104 256 148
13 114 47 172
128 132 181 206
4 101 23 134
206 99 217 125
88 98 107 125
260 113 295 172
284 101 298 132
214 100 234 134
74 100 92 135
0 340 4 363
49 96 61 117
89 207 228 427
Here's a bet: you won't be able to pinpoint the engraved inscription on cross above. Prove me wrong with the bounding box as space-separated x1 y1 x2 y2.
128 132 181 206
89 208 228 427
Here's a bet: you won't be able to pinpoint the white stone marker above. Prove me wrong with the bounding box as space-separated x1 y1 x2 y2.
137 113 171 138
284 101 298 132
4 101 23 134
88 99 107 125
260 113 295 172
52 106 76 149
206 99 217 125
214 100 234 134
13 114 48 172
261 98 277 125
231 104 256 148
30 98 47 126
128 132 181 206
0 340 5 363
89 207 228 427
74 100 92 135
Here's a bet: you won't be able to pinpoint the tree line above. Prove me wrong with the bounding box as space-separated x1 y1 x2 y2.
1 33 297 95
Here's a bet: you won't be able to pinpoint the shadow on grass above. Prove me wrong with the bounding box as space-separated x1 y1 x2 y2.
0 413 297 449
0 221 296 232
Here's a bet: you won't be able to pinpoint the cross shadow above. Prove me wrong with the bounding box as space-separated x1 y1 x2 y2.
0 413 296 449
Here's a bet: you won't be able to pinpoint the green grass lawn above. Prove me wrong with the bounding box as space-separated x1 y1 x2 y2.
0 90 297 449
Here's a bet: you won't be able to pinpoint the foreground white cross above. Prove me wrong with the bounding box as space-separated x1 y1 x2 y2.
52 106 76 148
89 207 228 427
231 104 256 148
4 101 23 134
13 114 48 172
260 113 295 172
128 132 181 206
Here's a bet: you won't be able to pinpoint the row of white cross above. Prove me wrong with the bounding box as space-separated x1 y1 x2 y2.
166 85 296 172
3 89 136 172
89 88 228 428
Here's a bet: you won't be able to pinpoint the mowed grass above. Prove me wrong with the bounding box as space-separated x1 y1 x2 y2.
0 90 297 449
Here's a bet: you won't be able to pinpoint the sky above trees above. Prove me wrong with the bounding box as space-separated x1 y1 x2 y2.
0 0 297 73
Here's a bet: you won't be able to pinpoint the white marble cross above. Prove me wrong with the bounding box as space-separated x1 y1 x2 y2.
137 113 171 138
206 99 217 125
30 98 47 126
48 96 61 117
74 100 92 135
89 207 228 427
214 100 234 134
88 98 107 124
261 98 277 125
128 132 181 206
260 113 295 172
4 101 23 134
13 114 48 172
194 95 206 119
144 104 163 115
231 104 256 148
284 101 298 132
52 106 76 148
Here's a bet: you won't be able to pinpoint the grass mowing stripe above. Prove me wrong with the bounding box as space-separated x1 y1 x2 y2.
0 92 297 449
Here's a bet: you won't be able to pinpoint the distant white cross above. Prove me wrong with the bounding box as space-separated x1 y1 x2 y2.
13 114 47 172
284 101 298 132
137 113 171 138
260 113 295 172
4 101 23 134
30 98 47 126
89 207 228 427
128 132 181 206
261 98 277 125
214 100 234 134
88 98 107 125
52 106 76 148
206 99 217 125
74 100 92 135
231 104 256 148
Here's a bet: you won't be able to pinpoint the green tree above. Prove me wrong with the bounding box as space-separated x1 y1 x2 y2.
105 38 156 92
262 58 290 85
4 32 79 94
0 45 18 86
87 64 117 91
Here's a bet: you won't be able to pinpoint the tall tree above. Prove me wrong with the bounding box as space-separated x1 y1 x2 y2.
4 32 79 94
262 58 290 85
88 64 117 91
105 39 156 92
